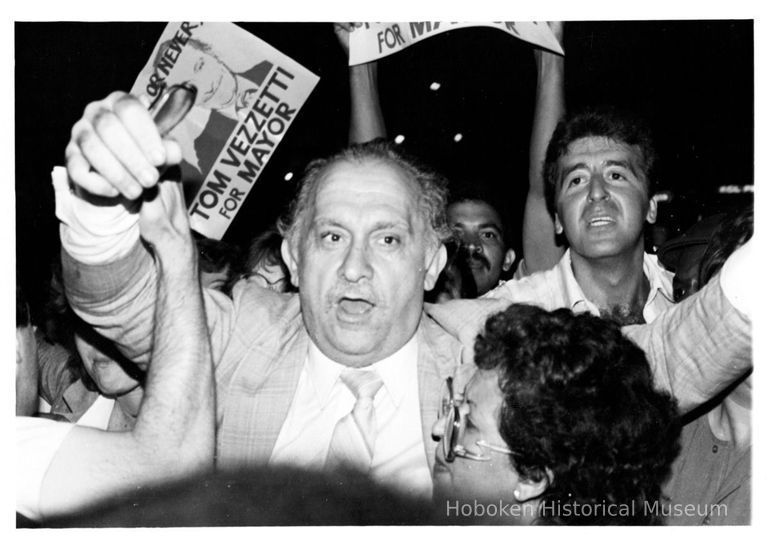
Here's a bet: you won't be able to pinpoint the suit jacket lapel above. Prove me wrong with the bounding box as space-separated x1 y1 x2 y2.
248 328 308 463
416 313 469 473
218 325 308 467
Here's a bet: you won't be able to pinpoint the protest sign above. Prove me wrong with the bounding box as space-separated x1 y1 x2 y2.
348 22 563 66
131 22 319 240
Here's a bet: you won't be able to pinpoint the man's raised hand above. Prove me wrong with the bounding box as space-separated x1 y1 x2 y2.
65 92 182 200
334 22 363 59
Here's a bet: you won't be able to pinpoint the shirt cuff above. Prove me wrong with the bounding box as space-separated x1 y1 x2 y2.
719 238 752 319
53 166 140 265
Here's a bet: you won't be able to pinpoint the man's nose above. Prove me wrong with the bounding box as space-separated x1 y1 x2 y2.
339 243 374 282
587 174 609 202
461 234 483 252
431 417 446 441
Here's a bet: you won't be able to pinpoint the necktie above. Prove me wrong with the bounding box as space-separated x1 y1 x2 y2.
325 369 384 472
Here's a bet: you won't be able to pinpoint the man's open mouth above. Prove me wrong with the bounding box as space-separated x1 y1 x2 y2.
337 297 375 316
587 215 615 227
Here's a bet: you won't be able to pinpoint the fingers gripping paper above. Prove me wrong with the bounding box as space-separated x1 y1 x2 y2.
130 22 319 239
348 22 564 66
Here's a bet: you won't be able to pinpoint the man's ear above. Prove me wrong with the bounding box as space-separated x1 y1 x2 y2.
554 214 564 235
513 469 552 503
502 248 516 272
280 238 301 288
423 243 448 291
645 195 658 224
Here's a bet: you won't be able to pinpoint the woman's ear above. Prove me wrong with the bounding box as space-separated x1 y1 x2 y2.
513 468 552 502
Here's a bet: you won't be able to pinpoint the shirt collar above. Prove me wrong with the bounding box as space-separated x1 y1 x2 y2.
556 249 596 314
643 253 675 305
558 249 674 313
305 335 419 408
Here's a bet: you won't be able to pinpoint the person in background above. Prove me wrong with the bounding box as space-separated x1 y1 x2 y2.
656 213 727 302
239 224 295 293
445 183 516 295
34 266 144 429
196 235 241 294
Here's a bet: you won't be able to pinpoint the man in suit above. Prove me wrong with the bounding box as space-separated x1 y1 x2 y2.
59 97 461 499
58 91 750 504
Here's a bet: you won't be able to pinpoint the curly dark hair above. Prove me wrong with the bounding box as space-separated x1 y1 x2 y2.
474 304 681 525
278 139 452 249
543 107 658 220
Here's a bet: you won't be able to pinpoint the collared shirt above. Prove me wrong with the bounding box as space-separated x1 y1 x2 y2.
269 335 433 500
487 249 674 323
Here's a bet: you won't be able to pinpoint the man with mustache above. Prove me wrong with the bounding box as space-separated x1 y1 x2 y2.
445 195 515 295
485 107 674 324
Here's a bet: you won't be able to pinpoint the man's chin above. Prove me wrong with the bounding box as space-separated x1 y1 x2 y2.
473 276 496 295
316 331 387 367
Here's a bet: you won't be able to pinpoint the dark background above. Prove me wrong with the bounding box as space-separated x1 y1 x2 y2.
15 21 754 320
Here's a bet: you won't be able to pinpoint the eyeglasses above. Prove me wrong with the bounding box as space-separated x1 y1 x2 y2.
441 376 512 463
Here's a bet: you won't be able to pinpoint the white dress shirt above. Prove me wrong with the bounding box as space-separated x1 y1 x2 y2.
269 335 433 500
487 249 675 323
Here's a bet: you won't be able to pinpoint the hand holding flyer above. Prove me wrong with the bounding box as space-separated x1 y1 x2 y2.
130 22 319 239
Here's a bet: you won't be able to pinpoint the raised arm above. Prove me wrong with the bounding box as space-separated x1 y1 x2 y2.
57 91 180 365
57 91 235 367
334 23 387 144
622 237 753 413
520 22 566 275
35 181 215 518
427 238 753 415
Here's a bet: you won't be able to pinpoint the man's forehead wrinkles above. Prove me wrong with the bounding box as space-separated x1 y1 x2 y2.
309 212 418 241
560 149 642 178
561 161 589 175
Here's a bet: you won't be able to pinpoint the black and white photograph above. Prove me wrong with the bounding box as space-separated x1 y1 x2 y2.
11 4 759 537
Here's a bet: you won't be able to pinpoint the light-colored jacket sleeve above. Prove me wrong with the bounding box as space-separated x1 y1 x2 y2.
623 272 751 413
61 240 235 370
427 272 751 416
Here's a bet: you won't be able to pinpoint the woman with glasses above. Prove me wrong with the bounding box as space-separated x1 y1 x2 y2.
432 303 681 525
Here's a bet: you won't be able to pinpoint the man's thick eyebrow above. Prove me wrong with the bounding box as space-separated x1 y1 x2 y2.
478 222 503 233
371 220 413 235
312 218 345 230
605 159 640 177
560 158 641 181
450 220 502 232
560 162 589 181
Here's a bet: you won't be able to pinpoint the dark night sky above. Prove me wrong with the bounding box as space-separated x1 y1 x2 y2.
14 20 754 319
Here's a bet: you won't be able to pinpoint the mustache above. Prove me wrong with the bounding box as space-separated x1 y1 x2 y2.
458 245 490 270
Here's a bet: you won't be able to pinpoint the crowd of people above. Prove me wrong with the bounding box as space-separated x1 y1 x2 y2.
15 22 753 527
